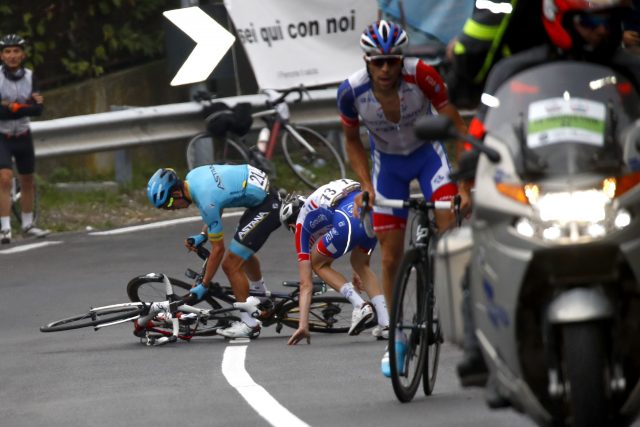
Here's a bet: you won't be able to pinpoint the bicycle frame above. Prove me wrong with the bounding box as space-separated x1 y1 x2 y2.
252 104 316 161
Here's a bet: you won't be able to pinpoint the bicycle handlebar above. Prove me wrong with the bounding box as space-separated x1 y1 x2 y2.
361 192 462 227
264 86 307 108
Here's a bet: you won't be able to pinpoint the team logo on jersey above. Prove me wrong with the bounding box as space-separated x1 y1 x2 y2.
309 214 328 229
338 221 345 227
209 167 224 190
238 212 268 239
343 202 355 217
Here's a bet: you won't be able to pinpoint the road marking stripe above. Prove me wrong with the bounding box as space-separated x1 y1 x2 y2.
222 345 310 427
0 240 63 254
89 211 244 236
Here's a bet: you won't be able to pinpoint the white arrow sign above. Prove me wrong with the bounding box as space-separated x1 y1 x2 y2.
163 7 236 86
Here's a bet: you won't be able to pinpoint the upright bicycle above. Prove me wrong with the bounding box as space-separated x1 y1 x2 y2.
364 192 460 402
186 87 347 189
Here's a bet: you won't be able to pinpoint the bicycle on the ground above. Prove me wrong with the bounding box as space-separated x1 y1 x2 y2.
363 192 460 402
41 246 356 345
186 86 346 189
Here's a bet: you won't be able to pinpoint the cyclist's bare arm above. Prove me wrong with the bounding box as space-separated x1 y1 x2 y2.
202 238 225 285
342 123 374 216
288 259 313 345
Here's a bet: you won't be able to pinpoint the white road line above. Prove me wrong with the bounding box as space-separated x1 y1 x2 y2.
89 211 244 236
222 345 311 427
0 240 63 254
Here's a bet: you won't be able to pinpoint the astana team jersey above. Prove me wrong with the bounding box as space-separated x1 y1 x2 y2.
186 164 269 240
294 179 376 261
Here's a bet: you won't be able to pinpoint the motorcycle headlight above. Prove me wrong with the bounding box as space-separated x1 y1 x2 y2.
501 176 636 243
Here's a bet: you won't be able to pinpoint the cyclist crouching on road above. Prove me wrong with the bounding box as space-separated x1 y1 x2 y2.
284 179 389 345
0 34 49 244
146 164 282 339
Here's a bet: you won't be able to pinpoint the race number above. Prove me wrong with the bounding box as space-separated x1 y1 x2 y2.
247 165 269 191
527 97 606 148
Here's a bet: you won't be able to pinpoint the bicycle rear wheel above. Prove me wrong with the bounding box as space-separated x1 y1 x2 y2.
390 248 429 402
126 276 222 310
213 137 250 165
282 125 346 189
279 295 354 333
40 303 145 332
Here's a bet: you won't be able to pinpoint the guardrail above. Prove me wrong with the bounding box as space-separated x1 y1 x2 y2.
30 87 476 159
30 88 341 158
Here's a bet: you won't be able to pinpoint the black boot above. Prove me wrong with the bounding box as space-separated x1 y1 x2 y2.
456 351 489 387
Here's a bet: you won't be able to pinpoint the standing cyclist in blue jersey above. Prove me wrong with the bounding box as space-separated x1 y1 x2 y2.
282 178 389 345
337 20 469 376
146 164 282 339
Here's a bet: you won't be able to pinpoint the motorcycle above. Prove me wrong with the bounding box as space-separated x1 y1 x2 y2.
419 61 640 426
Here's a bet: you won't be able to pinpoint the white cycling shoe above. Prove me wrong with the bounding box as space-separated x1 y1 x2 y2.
372 325 389 340
218 321 261 339
348 302 374 336
22 224 50 238
1 229 11 244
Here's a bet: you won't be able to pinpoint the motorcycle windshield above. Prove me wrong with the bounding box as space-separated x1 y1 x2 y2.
484 61 640 178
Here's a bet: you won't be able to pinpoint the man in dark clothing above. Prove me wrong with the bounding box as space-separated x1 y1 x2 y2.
447 0 549 109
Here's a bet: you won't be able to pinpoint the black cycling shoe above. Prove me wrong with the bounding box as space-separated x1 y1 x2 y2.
485 375 511 409
457 352 489 387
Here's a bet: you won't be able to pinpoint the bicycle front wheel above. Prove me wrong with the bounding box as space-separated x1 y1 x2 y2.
279 295 353 333
389 248 429 402
282 125 346 189
126 276 222 310
40 303 146 332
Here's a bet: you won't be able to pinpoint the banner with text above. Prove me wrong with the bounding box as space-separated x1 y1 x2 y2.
224 0 377 90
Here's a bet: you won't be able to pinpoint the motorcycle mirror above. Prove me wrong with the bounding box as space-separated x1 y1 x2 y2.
414 115 458 140
414 115 501 163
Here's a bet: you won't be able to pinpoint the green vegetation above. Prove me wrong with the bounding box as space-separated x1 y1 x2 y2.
0 0 179 89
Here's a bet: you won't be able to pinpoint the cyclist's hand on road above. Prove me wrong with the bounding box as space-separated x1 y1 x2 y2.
288 327 311 345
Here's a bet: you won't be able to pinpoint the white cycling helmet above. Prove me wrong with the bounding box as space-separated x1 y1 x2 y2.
279 194 306 228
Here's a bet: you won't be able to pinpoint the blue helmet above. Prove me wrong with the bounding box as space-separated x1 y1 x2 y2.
147 168 180 208
360 20 408 55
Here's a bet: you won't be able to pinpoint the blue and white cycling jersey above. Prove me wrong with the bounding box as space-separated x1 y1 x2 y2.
185 164 269 240
336 58 458 229
294 179 376 261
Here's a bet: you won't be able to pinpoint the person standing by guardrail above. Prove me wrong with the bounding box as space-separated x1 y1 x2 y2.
0 34 49 244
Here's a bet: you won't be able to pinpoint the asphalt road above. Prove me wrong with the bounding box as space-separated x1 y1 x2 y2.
0 212 534 427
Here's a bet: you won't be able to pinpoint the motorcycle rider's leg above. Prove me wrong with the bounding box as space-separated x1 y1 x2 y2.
457 263 489 387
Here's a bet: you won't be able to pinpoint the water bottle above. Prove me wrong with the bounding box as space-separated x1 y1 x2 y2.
257 127 270 153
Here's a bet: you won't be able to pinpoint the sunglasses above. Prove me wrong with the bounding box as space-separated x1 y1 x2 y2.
575 12 612 29
365 55 403 67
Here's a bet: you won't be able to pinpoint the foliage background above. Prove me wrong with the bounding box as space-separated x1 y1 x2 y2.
0 0 179 90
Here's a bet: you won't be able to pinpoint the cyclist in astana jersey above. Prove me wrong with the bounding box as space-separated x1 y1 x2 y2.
282 179 390 345
337 20 469 376
146 164 282 339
